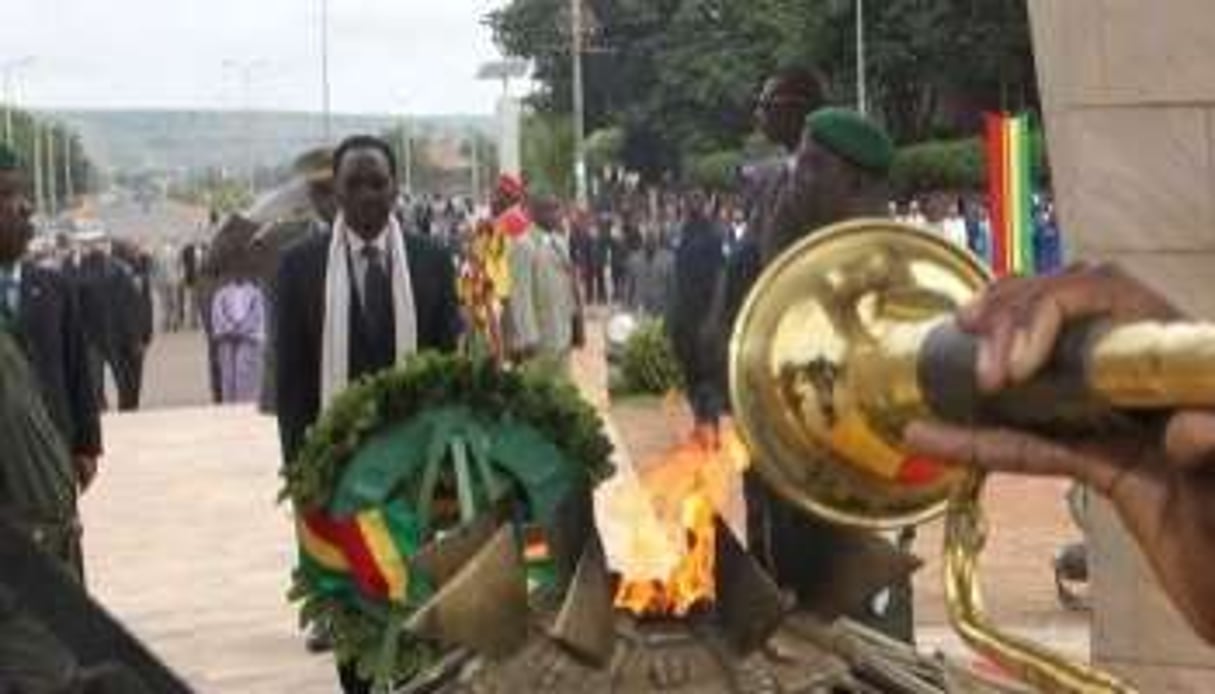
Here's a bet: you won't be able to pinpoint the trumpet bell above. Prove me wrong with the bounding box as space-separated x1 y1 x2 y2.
729 219 991 529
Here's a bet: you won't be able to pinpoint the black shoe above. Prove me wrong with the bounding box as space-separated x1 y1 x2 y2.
305 626 333 654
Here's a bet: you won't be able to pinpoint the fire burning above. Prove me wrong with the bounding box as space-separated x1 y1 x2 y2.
607 423 750 617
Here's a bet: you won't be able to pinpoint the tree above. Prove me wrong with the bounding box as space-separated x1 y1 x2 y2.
521 112 575 198
379 125 499 197
488 0 1038 180
2 109 94 210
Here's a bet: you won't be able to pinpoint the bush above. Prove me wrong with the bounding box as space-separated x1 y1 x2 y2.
890 138 986 194
889 130 1049 196
586 127 625 170
686 149 745 191
614 320 684 397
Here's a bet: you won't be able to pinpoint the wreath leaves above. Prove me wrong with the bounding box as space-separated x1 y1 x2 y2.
280 353 614 682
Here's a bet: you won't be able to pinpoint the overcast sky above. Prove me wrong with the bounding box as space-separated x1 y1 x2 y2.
2 0 516 115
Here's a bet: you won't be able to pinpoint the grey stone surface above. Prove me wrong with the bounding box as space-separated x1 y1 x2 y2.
81 406 336 693
1029 1 1215 687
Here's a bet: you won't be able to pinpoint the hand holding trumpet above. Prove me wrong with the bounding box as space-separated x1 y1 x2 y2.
904 263 1215 643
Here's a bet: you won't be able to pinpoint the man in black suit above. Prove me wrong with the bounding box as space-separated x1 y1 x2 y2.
274 136 459 693
276 135 460 465
0 144 101 577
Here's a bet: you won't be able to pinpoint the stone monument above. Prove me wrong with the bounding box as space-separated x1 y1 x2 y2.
1028 1 1215 690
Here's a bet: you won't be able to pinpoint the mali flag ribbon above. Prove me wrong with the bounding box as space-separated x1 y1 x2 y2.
298 502 422 604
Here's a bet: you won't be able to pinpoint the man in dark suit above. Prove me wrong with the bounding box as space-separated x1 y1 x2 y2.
0 144 101 577
274 136 459 693
668 190 726 433
276 135 460 466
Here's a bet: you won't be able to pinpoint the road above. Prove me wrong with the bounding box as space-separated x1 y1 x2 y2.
97 196 210 245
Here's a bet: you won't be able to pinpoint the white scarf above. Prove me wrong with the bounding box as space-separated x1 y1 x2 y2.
321 214 418 407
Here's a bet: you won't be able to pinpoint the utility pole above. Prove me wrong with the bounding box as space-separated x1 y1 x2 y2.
856 0 867 115
571 0 588 207
62 128 74 205
32 120 44 216
320 0 332 142
2 68 11 146
45 123 56 217
469 134 481 202
400 116 413 196
2 57 35 146
224 59 264 195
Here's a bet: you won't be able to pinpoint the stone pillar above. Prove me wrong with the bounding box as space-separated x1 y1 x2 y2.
1028 1 1215 689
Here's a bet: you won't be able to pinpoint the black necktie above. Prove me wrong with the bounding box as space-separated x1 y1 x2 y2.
0 274 15 326
361 246 396 364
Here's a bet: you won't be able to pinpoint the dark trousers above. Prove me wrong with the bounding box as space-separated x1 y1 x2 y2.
611 265 627 305
338 662 370 694
686 378 723 426
109 343 144 412
585 265 606 305
87 347 108 410
744 473 915 642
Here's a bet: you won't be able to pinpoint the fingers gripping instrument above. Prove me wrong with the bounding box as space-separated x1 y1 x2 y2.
729 219 1215 693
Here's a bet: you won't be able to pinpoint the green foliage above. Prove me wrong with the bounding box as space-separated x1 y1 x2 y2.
282 353 615 683
521 112 576 198
489 0 1038 179
379 125 499 196
889 128 1049 195
890 138 985 194
615 320 684 396
1 108 94 207
167 174 252 215
585 126 625 170
686 149 744 191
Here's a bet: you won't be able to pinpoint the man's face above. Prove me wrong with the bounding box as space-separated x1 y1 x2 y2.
0 170 34 264
686 191 708 222
307 178 338 224
755 78 810 151
335 148 396 239
531 198 561 231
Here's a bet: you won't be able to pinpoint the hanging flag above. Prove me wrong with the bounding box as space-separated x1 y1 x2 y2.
984 113 1036 277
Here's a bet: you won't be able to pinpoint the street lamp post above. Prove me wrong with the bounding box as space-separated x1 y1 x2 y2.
62 127 74 205
856 0 867 115
45 122 56 218
469 134 480 202
2 56 35 146
320 0 332 142
399 114 413 196
32 119 44 216
571 0 588 207
476 59 529 182
223 59 266 194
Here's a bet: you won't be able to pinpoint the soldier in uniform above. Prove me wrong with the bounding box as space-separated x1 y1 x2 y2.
712 93 917 638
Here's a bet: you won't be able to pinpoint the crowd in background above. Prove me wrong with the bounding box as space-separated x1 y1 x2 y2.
24 157 1067 419
889 190 1064 274
25 233 156 412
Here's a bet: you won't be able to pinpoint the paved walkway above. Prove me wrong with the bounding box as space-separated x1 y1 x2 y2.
82 406 336 693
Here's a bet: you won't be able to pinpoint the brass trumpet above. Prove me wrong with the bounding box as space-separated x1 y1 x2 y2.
729 220 1215 693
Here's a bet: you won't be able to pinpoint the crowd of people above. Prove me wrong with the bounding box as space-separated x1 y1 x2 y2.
1 64 1214 693
889 190 1064 273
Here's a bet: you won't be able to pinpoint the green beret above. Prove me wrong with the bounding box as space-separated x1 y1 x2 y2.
0 143 19 171
805 107 894 174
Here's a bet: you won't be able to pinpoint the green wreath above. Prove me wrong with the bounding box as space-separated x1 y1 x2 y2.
282 353 614 685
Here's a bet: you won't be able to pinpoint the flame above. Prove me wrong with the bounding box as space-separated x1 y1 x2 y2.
611 422 750 617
